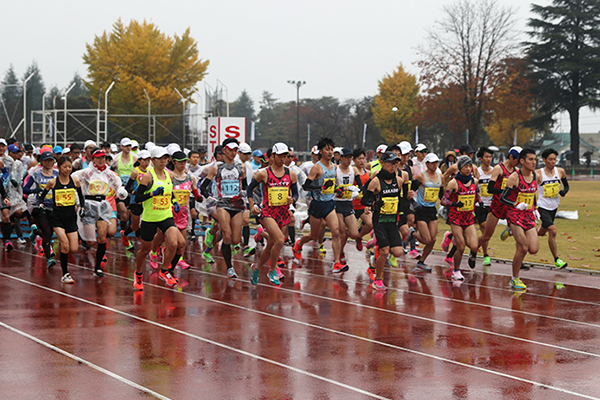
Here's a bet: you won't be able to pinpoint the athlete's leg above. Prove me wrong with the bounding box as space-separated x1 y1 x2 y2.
479 212 499 250
450 224 465 269
324 210 341 263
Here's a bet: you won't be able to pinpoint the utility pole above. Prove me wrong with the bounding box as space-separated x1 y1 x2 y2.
287 80 306 151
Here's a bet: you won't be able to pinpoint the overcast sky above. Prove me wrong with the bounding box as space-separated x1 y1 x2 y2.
3 0 598 134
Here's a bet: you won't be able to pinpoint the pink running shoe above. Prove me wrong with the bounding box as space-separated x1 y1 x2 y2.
35 236 42 254
366 238 375 250
408 249 420 259
149 253 160 270
441 231 452 253
276 267 285 281
177 259 191 270
254 226 265 243
444 255 455 267
372 279 387 291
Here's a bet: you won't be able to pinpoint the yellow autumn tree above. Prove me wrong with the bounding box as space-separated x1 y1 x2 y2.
372 64 420 144
83 19 209 139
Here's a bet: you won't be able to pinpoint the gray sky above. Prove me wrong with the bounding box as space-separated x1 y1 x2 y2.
3 0 598 133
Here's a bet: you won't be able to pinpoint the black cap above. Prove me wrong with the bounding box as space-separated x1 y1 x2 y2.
198 146 207 153
459 144 474 155
23 143 33 151
381 151 399 163
214 145 223 154
40 151 55 161
266 148 273 158
171 151 188 161
341 147 353 157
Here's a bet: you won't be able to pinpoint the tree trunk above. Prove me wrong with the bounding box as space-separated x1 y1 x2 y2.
568 107 580 166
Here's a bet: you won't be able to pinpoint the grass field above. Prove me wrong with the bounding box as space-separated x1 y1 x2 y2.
433 180 600 271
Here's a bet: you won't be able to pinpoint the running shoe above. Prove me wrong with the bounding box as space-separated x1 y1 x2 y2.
35 236 42 253
254 226 265 243
408 249 420 259
441 231 452 253
29 225 37 242
444 255 454 267
520 264 530 271
177 259 191 270
389 255 398 267
366 238 375 250
202 251 215 264
276 267 285 281
555 258 568 269
47 258 56 269
158 269 177 285
367 267 376 282
510 277 527 290
93 268 105 278
333 261 349 273
227 267 237 278
318 243 326 255
17 237 26 244
243 246 256 257
292 239 302 260
300 217 309 231
415 260 431 272
232 244 241 256
250 264 260 285
468 252 476 269
482 255 491 266
102 254 108 264
452 270 465 281
204 230 215 248
402 240 408 254
406 227 416 242
133 271 144 290
369 255 375 268
340 252 346 264
500 226 511 241
372 279 387 291
149 253 160 270
356 237 363 251
49 245 55 258
267 270 281 286
4 241 13 252
120 230 131 248
61 273 75 284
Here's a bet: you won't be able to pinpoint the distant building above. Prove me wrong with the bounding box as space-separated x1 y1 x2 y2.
532 132 599 166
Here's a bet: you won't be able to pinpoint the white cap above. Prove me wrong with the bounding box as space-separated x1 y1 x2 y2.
137 150 151 159
183 148 190 156
131 139 139 148
110 143 118 153
239 143 252 154
311 145 319 154
508 146 523 158
415 143 428 152
166 143 181 155
120 137 132 147
0 139 6 146
333 147 342 154
84 140 97 150
399 141 413 155
63 147 71 154
151 146 169 159
272 142 289 155
376 144 388 154
145 141 155 150
424 153 440 163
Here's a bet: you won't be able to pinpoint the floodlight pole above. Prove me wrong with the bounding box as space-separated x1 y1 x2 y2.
216 79 229 117
21 73 35 142
143 89 151 141
287 80 306 151
62 82 76 147
42 85 55 144
174 88 187 147
104 81 115 142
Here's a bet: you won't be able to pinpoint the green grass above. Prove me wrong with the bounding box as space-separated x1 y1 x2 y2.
434 180 600 271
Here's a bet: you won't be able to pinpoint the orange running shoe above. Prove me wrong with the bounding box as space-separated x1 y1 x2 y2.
133 271 144 291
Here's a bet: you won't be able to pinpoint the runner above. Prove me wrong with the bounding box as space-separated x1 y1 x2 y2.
334 147 361 263
407 152 443 271
0 171 11 250
122 150 152 242
133 146 186 290
440 156 479 281
366 144 388 175
352 148 373 251
5 144 27 245
536 148 569 269
200 138 248 279
474 147 494 267
293 137 346 272
361 151 404 290
248 142 298 285
111 137 138 248
283 146 306 246
72 148 125 277
238 143 256 257
38 156 86 283
500 148 539 291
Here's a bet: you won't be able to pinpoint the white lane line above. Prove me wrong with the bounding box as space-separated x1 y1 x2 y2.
2 269 600 399
0 272 390 400
0 320 171 400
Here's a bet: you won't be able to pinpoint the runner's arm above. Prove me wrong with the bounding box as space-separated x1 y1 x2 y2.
499 173 519 207
558 168 569 196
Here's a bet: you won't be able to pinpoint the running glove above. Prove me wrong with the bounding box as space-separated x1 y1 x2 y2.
173 201 181 213
151 187 164 196
451 201 464 208
79 207 86 218
516 202 528 211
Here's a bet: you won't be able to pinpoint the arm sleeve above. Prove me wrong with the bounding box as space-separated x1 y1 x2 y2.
246 179 260 198
290 182 299 201
438 187 444 200
411 179 421 191
302 178 321 192
440 189 453 207
39 188 50 201
559 177 570 196
77 186 85 208
487 180 502 194
135 183 152 203
242 178 248 191
124 178 135 194
200 178 212 198
0 181 7 199
361 189 375 206
500 187 516 207
23 176 39 194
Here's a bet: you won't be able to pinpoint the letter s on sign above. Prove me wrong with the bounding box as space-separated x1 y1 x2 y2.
209 125 217 138
224 125 240 138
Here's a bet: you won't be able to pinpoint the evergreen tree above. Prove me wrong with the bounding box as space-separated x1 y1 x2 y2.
0 65 22 138
229 90 255 139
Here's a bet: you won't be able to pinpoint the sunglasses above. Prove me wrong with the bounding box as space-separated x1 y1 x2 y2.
287 154 294 158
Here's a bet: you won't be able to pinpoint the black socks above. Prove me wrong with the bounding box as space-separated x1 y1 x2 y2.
60 252 69 275
222 243 233 269
95 242 106 269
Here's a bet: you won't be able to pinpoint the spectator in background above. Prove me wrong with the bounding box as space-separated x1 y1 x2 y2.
440 150 456 174
411 143 428 176
198 146 208 166
300 145 320 177
250 149 263 170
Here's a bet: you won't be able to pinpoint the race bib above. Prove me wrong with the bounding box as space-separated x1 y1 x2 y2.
268 186 289 206
480 183 491 197
338 184 353 199
543 182 559 198
457 194 475 212
89 180 108 196
173 189 190 205
221 179 239 197
501 178 508 190
407 180 412 192
516 192 535 210
54 188 76 207
322 178 335 194
152 193 172 210
423 187 440 203
381 197 398 214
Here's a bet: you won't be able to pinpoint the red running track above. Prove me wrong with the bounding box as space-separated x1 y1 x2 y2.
1 238 600 399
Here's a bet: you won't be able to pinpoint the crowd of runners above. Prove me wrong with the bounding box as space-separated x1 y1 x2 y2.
0 135 570 293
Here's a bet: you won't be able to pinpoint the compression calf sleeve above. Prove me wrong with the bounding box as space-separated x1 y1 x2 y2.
95 243 106 269
60 252 69 275
222 243 233 269
242 226 250 247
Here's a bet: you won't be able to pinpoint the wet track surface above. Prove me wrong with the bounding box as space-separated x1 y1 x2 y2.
1 238 600 399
